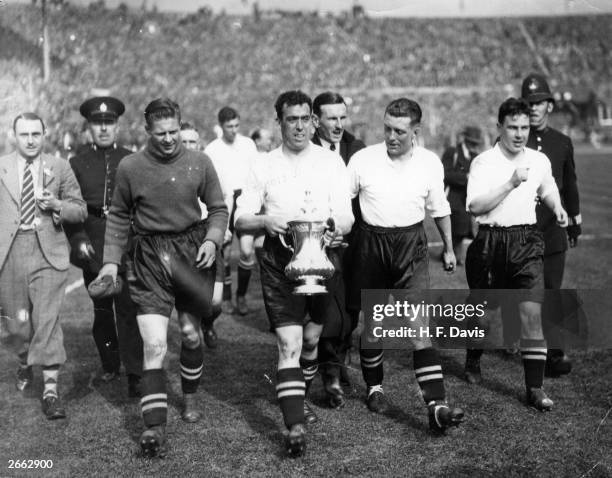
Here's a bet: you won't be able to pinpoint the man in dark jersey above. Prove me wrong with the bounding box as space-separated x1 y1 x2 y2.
96 98 228 458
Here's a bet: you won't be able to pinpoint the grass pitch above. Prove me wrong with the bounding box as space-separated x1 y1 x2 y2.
0 149 610 477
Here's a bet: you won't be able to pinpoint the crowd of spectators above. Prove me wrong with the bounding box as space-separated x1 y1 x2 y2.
0 3 610 154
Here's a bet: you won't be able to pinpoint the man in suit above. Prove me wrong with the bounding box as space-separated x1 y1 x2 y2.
311 91 365 408
66 96 143 396
0 112 87 419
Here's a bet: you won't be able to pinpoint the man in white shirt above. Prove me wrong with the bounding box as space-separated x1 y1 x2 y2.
204 107 258 315
464 97 567 412
235 90 353 457
348 98 463 434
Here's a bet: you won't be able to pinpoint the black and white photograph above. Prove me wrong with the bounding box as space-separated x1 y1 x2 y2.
0 0 611 476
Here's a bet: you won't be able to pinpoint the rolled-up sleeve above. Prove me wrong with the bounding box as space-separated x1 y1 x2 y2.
425 155 451 218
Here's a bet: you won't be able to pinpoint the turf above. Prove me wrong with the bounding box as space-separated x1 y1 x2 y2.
0 150 610 477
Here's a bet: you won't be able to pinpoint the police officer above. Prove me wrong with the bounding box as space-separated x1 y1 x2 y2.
66 96 143 396
522 73 582 375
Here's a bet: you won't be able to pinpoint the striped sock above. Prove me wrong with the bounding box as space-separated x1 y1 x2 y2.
276 368 305 429
42 365 60 398
180 343 204 394
299 357 318 395
141 369 167 427
413 348 445 403
360 341 384 388
521 339 547 389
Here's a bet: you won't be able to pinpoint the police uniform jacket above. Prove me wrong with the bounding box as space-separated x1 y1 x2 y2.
529 127 580 254
66 144 132 273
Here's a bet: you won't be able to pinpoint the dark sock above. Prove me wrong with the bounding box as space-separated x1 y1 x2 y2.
360 339 384 387
413 348 445 404
141 369 167 427
236 262 253 297
180 343 204 394
276 367 305 429
223 264 232 301
299 356 318 395
521 339 547 389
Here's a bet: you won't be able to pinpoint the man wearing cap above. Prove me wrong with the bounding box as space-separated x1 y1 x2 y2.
0 112 86 419
441 126 485 265
66 96 143 396
311 91 366 409
522 73 581 375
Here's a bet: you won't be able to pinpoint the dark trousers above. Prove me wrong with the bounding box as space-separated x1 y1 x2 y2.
83 270 143 376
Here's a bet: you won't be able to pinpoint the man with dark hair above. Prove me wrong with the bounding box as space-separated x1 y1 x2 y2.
311 91 366 408
464 97 567 411
66 96 143 396
347 97 464 434
522 73 581 376
0 112 86 419
235 90 353 457
96 98 228 457
205 107 258 315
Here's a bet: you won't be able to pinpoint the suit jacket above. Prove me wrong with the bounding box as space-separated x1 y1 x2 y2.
311 130 366 165
0 152 87 271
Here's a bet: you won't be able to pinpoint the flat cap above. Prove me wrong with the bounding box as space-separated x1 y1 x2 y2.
521 73 554 103
79 96 125 121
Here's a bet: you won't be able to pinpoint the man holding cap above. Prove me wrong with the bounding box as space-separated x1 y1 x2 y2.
66 96 143 396
522 73 582 375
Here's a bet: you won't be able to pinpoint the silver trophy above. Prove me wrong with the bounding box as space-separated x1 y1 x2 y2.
279 190 336 295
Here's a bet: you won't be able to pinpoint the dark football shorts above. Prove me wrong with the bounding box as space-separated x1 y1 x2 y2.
258 235 344 329
466 224 545 306
214 249 224 282
130 221 216 317
349 221 431 310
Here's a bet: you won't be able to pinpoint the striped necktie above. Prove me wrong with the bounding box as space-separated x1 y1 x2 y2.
20 160 36 225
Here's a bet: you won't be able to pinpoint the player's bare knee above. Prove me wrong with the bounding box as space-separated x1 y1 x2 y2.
144 340 167 360
278 337 302 361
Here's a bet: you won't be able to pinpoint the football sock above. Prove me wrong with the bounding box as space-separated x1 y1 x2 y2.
521 339 547 389
180 342 204 394
276 367 305 429
141 369 167 427
413 348 445 403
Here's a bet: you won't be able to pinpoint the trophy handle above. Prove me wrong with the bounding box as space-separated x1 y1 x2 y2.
279 233 294 252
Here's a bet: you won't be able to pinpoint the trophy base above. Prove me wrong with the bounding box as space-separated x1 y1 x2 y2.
293 276 328 295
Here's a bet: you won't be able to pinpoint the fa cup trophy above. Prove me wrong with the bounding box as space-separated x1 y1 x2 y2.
279 190 336 295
